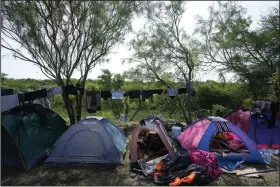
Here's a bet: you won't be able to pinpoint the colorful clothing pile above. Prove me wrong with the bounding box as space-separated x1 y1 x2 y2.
153 154 212 186
189 150 222 180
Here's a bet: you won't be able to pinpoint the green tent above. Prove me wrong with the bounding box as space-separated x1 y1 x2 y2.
1 103 68 170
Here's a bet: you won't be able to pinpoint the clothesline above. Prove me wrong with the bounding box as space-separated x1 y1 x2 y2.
1 84 195 113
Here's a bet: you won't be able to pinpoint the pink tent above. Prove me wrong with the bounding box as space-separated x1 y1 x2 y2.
225 109 251 134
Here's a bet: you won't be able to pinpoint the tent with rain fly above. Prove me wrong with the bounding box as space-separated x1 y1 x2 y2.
130 117 177 173
1 103 68 170
178 116 265 169
225 108 280 149
45 117 128 166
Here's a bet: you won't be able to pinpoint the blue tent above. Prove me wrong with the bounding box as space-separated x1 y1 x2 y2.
45 117 127 166
178 117 265 170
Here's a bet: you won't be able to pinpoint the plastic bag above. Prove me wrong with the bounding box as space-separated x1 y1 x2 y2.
259 149 272 165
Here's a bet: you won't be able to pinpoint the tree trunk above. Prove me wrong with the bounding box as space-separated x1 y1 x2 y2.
187 70 192 123
62 91 76 125
76 74 88 122
75 93 82 122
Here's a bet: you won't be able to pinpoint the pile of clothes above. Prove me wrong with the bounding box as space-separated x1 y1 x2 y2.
210 132 249 156
150 149 222 186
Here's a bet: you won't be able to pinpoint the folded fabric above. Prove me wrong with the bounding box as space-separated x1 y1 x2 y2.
1 94 19 112
47 86 62 97
112 91 124 99
101 91 112 100
167 89 178 97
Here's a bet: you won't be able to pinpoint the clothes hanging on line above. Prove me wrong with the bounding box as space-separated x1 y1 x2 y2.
1 94 19 112
101 91 112 100
24 89 47 102
127 90 141 99
268 102 279 129
178 88 187 94
151 89 163 95
18 94 25 105
85 90 101 113
1 88 14 96
47 86 62 97
141 90 154 101
64 85 84 95
167 88 178 98
112 91 124 100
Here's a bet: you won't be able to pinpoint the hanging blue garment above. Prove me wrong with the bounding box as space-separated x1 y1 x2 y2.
112 91 124 100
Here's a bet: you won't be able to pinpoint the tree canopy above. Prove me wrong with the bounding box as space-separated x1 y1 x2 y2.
1 0 139 123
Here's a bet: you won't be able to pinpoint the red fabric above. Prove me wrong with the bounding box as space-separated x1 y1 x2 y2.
189 150 222 180
257 144 280 149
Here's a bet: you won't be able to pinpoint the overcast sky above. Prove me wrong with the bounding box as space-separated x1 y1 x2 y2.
1 1 279 81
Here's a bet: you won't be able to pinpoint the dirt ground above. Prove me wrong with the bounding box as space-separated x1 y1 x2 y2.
1 125 280 186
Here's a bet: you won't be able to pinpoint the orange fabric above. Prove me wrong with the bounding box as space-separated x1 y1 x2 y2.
216 132 233 141
156 160 163 171
169 172 196 186
169 177 181 186
181 172 196 184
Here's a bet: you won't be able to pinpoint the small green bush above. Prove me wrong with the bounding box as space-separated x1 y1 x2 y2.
211 104 232 117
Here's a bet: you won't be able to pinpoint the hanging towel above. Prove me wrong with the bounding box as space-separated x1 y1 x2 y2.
178 88 187 94
151 89 163 95
112 91 124 100
1 94 19 112
47 86 62 97
101 91 112 100
85 90 102 113
1 88 14 96
167 89 178 97
141 90 154 101
24 89 47 102
127 90 141 99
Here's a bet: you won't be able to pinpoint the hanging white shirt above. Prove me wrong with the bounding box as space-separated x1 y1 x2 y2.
1 95 19 112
